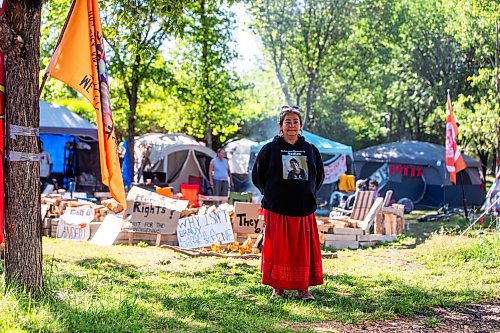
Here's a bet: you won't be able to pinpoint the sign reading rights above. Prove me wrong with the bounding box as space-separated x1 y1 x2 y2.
233 202 262 234
177 210 234 249
123 186 189 234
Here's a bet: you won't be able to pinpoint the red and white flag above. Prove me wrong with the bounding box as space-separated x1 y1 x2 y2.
445 92 466 184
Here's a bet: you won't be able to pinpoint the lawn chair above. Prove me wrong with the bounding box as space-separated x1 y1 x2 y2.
330 190 375 221
350 197 384 231
382 190 393 207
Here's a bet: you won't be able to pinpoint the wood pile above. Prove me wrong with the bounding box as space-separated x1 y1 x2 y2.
316 205 404 250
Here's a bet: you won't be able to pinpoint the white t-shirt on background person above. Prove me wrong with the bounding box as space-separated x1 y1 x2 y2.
39 150 52 178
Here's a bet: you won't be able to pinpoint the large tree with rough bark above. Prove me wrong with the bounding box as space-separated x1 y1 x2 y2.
0 0 43 292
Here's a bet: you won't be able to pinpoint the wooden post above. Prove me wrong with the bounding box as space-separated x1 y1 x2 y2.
155 233 162 246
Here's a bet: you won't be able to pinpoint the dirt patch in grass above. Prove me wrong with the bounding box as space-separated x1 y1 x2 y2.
288 303 500 332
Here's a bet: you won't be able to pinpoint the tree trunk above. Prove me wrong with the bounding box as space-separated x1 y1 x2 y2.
126 80 138 181
200 0 212 148
1 0 43 292
478 151 489 180
303 72 317 130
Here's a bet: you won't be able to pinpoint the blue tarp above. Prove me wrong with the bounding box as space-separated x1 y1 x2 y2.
40 101 98 174
40 134 74 173
122 138 133 189
250 130 353 157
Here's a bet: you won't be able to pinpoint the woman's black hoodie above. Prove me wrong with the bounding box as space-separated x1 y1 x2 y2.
252 135 324 217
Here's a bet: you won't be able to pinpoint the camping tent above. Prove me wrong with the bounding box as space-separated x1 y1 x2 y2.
225 131 353 203
134 133 216 192
482 171 499 213
353 141 485 208
40 101 99 187
224 138 257 192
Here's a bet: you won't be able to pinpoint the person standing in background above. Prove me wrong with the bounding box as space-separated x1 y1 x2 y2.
39 141 52 188
368 179 380 200
209 148 233 196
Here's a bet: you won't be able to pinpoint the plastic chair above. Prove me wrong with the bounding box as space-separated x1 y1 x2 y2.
180 183 200 207
155 186 174 198
228 191 252 205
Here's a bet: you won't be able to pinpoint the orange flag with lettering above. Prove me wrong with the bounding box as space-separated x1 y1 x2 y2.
445 92 466 184
46 0 126 207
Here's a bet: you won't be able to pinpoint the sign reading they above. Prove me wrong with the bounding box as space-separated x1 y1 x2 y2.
122 186 189 234
233 202 262 234
177 210 234 249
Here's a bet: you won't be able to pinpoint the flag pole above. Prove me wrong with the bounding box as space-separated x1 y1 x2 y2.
39 0 77 97
459 169 469 222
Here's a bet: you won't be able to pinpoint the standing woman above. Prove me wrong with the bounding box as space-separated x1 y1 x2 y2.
252 105 324 300
209 148 233 196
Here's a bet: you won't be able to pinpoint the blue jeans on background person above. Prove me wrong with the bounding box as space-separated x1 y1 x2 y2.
213 180 229 196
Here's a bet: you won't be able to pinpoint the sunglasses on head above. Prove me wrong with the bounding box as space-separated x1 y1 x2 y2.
281 105 300 111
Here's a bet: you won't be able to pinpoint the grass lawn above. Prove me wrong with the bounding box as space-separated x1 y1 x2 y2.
0 213 498 332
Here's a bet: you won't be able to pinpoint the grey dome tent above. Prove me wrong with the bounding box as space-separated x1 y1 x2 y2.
353 141 485 209
134 133 216 192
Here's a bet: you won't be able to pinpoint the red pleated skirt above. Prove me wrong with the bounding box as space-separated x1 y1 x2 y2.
261 209 324 290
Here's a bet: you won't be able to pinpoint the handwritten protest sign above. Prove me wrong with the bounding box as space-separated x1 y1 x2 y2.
177 210 234 249
233 202 262 234
91 214 124 246
56 206 94 241
122 186 189 234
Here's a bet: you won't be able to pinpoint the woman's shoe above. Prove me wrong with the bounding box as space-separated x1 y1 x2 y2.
271 289 284 299
296 290 315 301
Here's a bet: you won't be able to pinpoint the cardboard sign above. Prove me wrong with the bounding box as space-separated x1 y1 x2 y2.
90 214 124 246
56 206 94 241
233 202 262 234
177 210 234 249
122 186 189 234
41 204 49 220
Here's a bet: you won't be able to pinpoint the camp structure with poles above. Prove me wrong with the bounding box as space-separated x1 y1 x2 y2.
353 141 486 209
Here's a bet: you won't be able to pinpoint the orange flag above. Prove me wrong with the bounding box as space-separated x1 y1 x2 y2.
445 92 466 184
46 0 126 207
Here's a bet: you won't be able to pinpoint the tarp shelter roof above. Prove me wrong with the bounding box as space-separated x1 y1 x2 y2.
354 141 480 167
252 130 353 156
40 100 98 140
